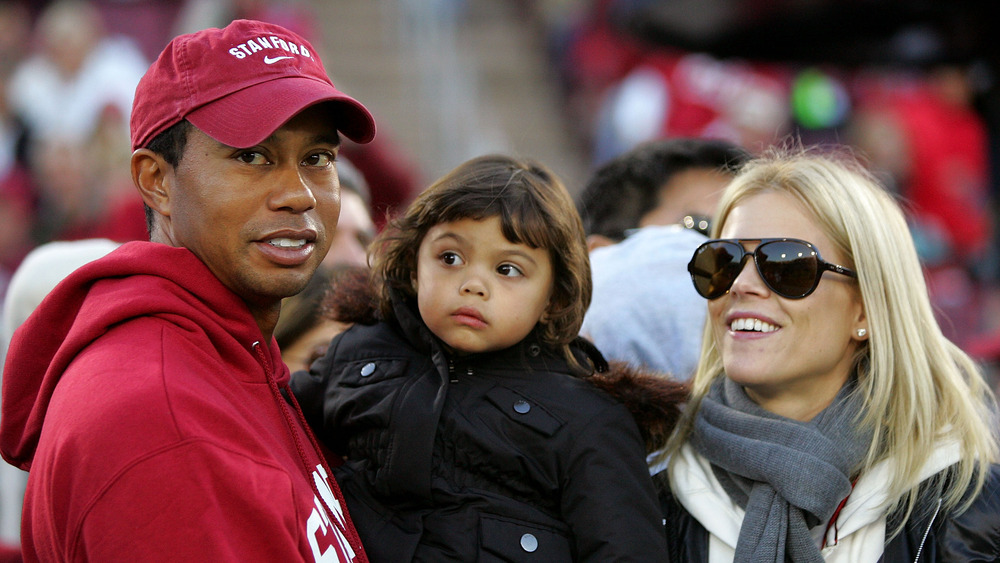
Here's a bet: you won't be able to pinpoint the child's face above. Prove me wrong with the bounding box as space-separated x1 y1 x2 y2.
414 216 554 354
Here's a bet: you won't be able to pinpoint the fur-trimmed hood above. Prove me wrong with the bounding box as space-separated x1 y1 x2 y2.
588 362 688 453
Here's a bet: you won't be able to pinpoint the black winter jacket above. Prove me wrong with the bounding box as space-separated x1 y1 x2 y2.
658 463 1000 562
291 291 671 562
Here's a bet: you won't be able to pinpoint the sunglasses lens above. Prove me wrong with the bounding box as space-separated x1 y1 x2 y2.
756 241 820 298
689 241 744 299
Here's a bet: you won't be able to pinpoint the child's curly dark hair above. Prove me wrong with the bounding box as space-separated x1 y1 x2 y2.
370 154 592 368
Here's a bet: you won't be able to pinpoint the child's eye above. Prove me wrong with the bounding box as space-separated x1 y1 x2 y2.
440 251 464 266
497 264 524 277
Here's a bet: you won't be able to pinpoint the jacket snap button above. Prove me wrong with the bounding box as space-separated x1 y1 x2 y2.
520 533 538 552
513 400 531 414
360 362 376 377
528 344 541 357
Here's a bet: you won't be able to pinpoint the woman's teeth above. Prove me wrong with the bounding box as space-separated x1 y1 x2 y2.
731 318 778 332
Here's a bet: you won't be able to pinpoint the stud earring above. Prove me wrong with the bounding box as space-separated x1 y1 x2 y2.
857 328 867 338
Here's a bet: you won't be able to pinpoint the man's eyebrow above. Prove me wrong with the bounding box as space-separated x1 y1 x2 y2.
311 133 342 148
254 132 341 147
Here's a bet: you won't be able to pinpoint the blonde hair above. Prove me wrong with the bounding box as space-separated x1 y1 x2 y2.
668 145 998 530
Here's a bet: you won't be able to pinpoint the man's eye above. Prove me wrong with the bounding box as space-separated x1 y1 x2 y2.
497 264 523 277
305 152 335 166
236 151 267 165
441 252 463 266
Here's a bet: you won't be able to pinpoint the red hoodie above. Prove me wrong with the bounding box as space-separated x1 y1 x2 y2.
0 242 367 562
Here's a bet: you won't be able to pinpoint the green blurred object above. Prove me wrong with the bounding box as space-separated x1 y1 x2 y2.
791 68 848 129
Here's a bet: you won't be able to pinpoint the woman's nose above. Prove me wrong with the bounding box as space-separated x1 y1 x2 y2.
728 254 770 297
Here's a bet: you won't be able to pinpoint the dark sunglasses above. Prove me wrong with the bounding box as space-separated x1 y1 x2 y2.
687 238 857 299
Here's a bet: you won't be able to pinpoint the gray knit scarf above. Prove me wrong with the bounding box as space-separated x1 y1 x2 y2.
691 376 871 562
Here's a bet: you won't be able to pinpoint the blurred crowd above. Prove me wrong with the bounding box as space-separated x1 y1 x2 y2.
535 0 1000 367
0 0 421 306
2 0 1000 359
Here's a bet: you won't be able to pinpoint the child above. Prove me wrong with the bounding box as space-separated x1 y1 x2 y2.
292 155 677 561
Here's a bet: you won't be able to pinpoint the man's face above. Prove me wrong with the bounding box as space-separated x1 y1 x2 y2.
160 105 342 309
638 167 732 228
322 188 375 268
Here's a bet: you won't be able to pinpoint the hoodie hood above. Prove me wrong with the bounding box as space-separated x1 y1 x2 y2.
0 241 284 470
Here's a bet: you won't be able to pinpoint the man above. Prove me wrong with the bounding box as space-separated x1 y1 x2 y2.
577 137 749 250
322 157 377 270
0 20 375 561
577 138 749 379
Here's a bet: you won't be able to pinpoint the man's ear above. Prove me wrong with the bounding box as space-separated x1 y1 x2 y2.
586 234 616 252
131 148 172 218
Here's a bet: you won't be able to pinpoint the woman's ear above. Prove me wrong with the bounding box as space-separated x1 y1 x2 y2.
131 148 172 218
852 306 868 342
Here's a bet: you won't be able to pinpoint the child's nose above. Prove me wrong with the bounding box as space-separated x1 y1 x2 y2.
460 276 488 297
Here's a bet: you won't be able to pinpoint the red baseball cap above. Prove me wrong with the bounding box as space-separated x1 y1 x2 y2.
130 19 375 150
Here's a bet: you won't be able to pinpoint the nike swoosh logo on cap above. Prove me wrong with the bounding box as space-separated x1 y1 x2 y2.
264 55 294 64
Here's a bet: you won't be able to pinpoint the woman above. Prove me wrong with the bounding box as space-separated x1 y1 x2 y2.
660 147 999 562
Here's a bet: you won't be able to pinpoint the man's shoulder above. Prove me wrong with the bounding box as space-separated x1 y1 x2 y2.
591 225 705 268
55 316 256 439
39 320 279 496
53 324 204 441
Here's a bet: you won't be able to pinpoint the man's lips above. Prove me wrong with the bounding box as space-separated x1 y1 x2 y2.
254 229 317 266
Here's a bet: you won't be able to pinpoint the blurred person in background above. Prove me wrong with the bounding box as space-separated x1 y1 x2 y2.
276 265 366 374
578 137 749 379
5 0 146 145
277 156 377 372
847 62 994 352
578 137 749 250
0 170 32 303
0 1 32 305
25 131 147 246
322 156 376 270
0 238 120 560
0 7 33 555
590 50 790 165
5 0 148 248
